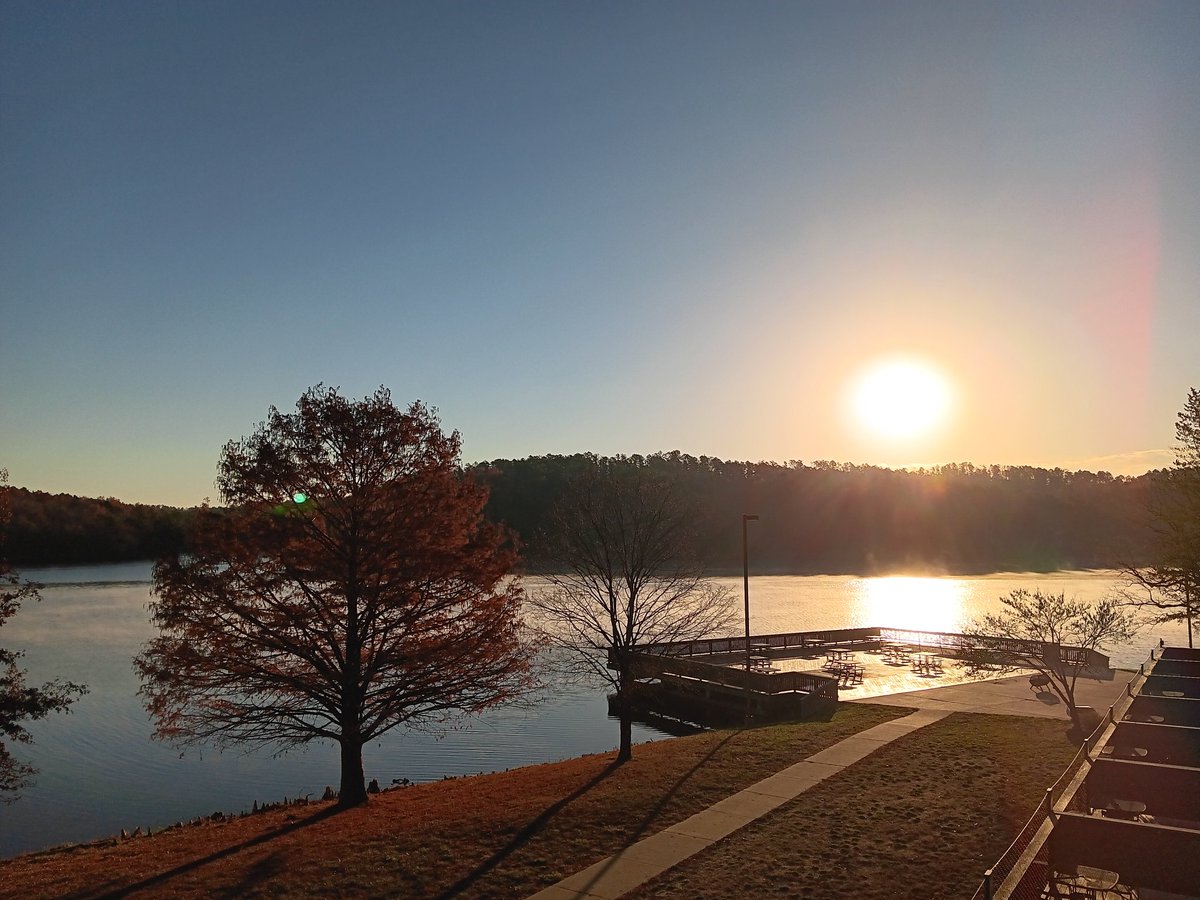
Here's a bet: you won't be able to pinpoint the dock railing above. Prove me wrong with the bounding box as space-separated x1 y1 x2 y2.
879 627 1107 669
626 650 839 700
635 626 1103 670
638 627 880 658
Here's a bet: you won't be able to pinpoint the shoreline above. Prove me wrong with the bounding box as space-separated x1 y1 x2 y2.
0 706 1083 898
21 558 1123 580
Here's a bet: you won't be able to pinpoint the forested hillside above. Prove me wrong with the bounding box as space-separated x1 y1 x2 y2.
2 454 1160 573
473 454 1159 574
2 488 193 566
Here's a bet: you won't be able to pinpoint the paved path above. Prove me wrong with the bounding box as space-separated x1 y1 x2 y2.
527 668 1139 900
526 708 949 900
848 668 1135 720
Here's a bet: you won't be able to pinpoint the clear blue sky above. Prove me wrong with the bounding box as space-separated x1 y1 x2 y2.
3 1 1198 506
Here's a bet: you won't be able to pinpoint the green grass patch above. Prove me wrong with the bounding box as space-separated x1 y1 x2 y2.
630 712 1080 900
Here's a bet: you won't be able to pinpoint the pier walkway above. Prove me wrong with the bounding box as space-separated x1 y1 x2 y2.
526 669 1133 900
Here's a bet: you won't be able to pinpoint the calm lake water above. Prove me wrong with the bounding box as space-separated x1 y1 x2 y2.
0 563 1183 858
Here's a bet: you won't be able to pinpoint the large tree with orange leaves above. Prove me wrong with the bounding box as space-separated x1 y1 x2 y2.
136 387 535 806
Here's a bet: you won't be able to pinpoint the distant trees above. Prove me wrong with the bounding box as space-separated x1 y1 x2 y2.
135 387 537 806
5 451 1160 575
3 489 191 565
0 470 87 801
478 454 1154 576
529 459 734 762
1121 388 1200 645
961 589 1136 734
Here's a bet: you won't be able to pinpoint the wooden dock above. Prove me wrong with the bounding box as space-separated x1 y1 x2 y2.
620 626 1107 728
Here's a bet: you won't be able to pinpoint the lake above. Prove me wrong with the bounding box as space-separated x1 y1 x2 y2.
0 563 1182 858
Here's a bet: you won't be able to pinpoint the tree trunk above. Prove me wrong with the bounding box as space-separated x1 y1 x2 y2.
1048 673 1084 738
616 666 633 763
338 738 367 806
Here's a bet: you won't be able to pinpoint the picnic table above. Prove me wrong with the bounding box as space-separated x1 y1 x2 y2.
822 651 863 685
1100 745 1149 761
911 653 943 675
1099 797 1148 820
826 661 864 686
1051 864 1120 898
881 645 910 665
1123 712 1165 724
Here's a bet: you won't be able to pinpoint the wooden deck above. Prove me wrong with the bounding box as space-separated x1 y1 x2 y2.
622 626 1104 728
725 646 1035 700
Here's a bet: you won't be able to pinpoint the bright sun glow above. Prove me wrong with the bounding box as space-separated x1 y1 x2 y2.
850 356 953 440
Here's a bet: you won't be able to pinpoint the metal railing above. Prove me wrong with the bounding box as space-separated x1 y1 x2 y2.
972 734 1105 900
971 651 1154 900
637 627 879 658
627 650 840 700
878 627 1104 669
635 626 1101 668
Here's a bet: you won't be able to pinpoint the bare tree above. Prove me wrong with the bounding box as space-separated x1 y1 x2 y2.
136 387 537 806
1121 387 1200 645
0 469 87 801
528 459 735 762
961 588 1135 733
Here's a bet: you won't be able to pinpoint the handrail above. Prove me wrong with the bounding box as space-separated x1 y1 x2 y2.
635 625 1101 670
626 650 840 700
638 627 880 658
972 650 1154 899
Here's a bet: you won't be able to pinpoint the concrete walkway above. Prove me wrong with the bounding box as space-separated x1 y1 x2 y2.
849 668 1135 720
526 708 949 900
527 668 1139 900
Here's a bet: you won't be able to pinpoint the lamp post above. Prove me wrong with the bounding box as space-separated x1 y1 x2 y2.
1187 582 1194 649
743 514 759 671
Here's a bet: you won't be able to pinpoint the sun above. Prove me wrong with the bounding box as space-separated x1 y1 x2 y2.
849 356 953 441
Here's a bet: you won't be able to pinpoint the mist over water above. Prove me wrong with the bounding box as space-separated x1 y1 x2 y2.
0 563 1180 858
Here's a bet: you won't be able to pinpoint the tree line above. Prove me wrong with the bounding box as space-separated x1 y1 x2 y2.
476 454 1161 574
3 489 192 566
2 456 1165 573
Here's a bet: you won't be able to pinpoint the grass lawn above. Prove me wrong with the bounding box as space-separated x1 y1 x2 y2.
629 712 1082 900
0 704 907 898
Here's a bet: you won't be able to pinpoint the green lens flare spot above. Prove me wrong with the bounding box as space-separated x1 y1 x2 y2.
292 492 308 504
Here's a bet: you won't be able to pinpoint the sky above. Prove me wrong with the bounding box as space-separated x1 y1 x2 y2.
2 1 1198 507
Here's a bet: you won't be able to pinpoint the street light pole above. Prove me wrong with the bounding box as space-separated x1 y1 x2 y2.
743 514 759 671
1187 582 1194 649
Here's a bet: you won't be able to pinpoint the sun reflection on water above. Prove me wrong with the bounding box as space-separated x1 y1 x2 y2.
855 576 971 634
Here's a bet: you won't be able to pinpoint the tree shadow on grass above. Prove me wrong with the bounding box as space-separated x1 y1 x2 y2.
434 759 624 899
646 730 740 831
437 727 745 897
572 729 744 884
91 805 341 900
216 847 290 900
